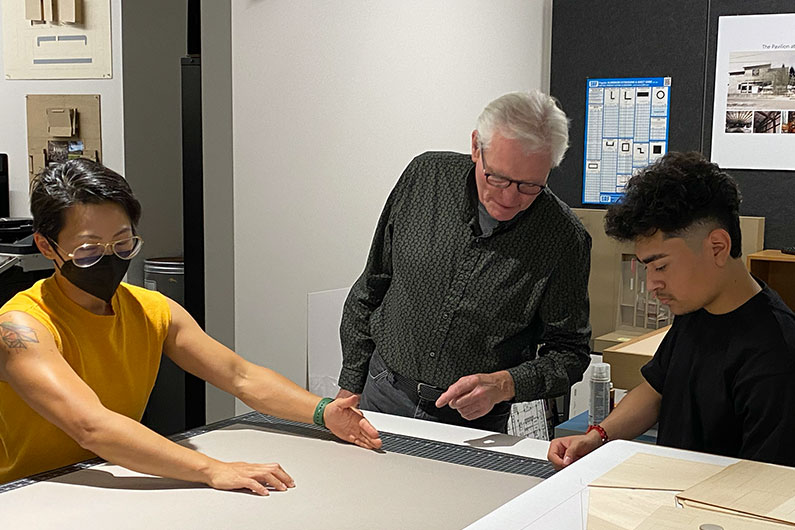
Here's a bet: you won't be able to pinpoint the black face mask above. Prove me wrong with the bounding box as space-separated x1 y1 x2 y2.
55 254 130 303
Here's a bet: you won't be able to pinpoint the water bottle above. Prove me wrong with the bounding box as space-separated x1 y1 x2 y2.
589 363 612 426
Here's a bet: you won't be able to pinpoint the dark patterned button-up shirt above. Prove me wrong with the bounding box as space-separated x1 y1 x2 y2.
339 151 592 402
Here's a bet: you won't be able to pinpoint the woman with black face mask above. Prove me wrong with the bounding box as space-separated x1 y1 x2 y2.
0 159 381 492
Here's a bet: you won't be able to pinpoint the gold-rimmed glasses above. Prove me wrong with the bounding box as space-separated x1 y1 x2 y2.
49 235 144 268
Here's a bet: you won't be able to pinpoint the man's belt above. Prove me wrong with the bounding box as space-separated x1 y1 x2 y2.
389 369 446 402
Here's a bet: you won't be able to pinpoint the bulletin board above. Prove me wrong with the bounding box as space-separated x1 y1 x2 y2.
551 0 795 249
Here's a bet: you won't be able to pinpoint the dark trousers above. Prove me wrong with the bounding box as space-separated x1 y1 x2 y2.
359 351 511 433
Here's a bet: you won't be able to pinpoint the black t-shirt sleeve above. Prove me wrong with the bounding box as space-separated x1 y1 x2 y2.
640 323 679 393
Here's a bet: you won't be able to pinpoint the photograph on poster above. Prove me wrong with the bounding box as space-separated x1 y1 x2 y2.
753 111 781 133
784 111 795 133
726 51 795 108
725 111 752 133
710 13 795 170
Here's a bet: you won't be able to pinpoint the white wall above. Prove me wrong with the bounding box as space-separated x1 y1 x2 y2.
231 1 552 413
120 2 185 285
0 0 124 217
201 1 237 423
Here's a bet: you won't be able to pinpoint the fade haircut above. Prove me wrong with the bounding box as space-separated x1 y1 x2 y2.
476 90 570 167
30 158 141 242
604 151 743 258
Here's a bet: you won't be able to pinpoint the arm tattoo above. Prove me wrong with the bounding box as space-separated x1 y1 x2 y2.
0 321 40 349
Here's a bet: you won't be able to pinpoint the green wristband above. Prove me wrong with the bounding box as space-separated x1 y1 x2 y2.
313 397 334 427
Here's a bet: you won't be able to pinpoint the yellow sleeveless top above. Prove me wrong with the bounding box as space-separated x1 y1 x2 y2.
0 277 171 484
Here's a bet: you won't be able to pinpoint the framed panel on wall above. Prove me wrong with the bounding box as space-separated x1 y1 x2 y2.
701 0 795 250
1 0 112 80
709 13 795 171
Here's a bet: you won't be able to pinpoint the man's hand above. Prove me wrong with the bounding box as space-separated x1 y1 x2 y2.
435 371 515 421
324 395 382 450
547 431 603 470
204 460 295 496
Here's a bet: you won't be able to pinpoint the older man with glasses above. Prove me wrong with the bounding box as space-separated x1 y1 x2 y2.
0 158 381 489
337 90 592 433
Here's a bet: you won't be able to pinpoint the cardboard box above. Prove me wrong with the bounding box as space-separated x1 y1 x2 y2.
602 326 669 390
593 328 647 354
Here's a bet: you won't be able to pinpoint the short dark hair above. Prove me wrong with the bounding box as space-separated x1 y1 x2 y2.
604 151 743 258
30 158 142 241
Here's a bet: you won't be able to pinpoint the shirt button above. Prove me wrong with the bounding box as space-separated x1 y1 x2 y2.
429 351 436 358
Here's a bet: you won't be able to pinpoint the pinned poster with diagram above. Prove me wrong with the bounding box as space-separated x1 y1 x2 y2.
582 77 671 205
1 0 112 79
711 13 795 170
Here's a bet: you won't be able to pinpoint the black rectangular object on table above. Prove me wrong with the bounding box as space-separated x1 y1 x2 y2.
0 218 33 246
0 218 50 307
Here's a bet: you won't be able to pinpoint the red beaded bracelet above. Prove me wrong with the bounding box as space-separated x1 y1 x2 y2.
586 424 609 444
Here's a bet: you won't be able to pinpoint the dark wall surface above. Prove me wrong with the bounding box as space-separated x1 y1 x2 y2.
550 0 795 249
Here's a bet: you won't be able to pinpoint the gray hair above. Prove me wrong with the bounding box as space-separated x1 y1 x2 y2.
476 90 570 167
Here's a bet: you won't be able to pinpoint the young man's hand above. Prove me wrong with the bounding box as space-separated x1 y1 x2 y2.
547 430 603 470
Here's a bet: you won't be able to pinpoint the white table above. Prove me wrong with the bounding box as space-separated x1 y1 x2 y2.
4 409 741 529
467 439 738 529
0 411 552 529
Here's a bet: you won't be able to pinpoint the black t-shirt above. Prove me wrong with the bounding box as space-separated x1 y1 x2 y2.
641 281 795 466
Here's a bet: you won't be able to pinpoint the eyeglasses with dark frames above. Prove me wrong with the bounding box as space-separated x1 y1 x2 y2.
479 146 546 196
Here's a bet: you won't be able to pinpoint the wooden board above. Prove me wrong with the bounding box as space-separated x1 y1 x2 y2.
25 94 103 180
635 506 791 530
677 460 795 526
589 452 724 491
587 487 677 530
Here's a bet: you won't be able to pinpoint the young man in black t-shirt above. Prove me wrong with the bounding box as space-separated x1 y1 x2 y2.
548 152 795 469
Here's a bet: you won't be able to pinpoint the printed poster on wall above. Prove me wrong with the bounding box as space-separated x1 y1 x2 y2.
711 13 795 171
582 77 671 205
